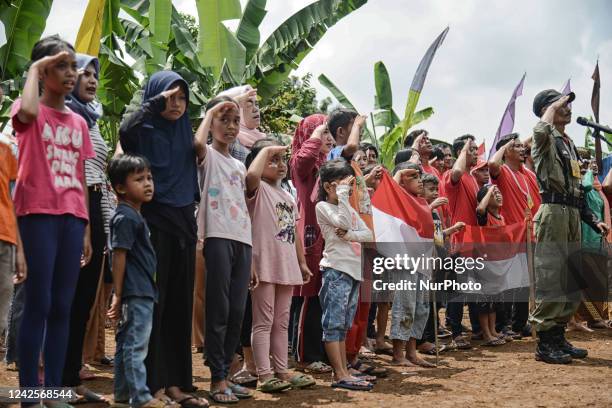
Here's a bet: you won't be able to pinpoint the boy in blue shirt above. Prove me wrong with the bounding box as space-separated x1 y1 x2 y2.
107 155 163 408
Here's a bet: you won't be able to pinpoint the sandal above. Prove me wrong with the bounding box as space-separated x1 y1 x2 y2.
226 382 252 399
350 360 388 378
208 388 238 404
452 336 472 350
419 344 448 355
482 337 506 347
358 346 376 358
288 373 316 389
257 377 292 393
331 378 372 391
176 395 209 408
230 369 258 388
302 361 332 374
70 388 109 405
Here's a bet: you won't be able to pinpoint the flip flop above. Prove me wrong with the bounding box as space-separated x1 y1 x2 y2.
70 388 109 405
331 378 373 391
350 360 388 378
227 382 253 399
208 389 238 405
419 344 448 355
176 395 209 408
482 337 506 347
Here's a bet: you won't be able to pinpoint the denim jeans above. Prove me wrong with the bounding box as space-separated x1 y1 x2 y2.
4 283 24 364
114 297 154 407
319 268 360 342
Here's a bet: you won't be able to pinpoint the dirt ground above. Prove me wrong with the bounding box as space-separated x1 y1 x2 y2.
1 327 611 408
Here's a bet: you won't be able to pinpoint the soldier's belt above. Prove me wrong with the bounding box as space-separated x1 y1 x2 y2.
541 192 581 208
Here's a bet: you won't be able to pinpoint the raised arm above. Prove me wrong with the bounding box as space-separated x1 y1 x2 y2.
194 100 238 161
16 51 71 125
245 145 288 196
293 124 327 179
476 186 495 216
343 216 373 243
341 114 366 159
119 93 166 152
451 139 473 184
488 142 509 179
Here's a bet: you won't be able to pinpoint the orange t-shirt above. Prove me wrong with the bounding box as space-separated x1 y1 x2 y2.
0 142 18 244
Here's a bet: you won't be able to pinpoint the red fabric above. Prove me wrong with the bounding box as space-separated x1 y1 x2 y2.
492 164 541 225
290 114 327 297
421 162 441 179
486 212 506 227
458 221 527 261
371 172 434 239
443 170 479 229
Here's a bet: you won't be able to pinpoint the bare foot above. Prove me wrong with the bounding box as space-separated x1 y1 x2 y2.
390 358 417 367
567 321 594 333
408 356 435 368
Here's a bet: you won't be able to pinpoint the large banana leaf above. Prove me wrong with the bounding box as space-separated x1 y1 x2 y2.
0 0 53 81
196 0 245 79
374 61 392 110
253 0 368 101
318 73 356 111
146 0 171 73
236 0 267 63
120 0 149 25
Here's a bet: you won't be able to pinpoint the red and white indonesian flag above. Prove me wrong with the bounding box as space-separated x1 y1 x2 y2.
371 172 435 275
458 222 529 294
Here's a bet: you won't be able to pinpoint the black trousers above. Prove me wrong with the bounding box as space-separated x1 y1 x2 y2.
292 296 326 364
204 238 251 383
62 189 106 386
145 225 195 394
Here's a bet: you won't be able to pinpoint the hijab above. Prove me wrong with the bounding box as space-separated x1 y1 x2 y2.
289 113 328 171
140 70 199 207
65 53 102 129
218 85 266 148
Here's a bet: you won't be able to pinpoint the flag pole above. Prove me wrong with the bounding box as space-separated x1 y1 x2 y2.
432 290 439 366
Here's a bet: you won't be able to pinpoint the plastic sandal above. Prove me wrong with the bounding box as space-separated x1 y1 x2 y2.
303 361 332 374
482 337 506 347
257 377 292 393
288 373 316 389
226 382 253 399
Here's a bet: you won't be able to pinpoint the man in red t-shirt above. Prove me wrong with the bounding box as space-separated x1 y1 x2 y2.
489 133 541 338
404 129 441 179
489 133 541 225
442 134 480 348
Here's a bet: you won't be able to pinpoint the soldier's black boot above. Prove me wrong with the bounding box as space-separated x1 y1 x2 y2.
554 325 588 359
535 329 572 364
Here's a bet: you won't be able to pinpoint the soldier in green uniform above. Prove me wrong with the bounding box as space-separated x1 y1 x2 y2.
529 90 609 364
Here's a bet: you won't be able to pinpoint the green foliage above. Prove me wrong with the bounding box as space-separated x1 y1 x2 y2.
0 0 53 82
259 73 320 135
251 0 368 101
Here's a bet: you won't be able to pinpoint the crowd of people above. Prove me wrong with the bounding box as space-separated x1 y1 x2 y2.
1 35 611 408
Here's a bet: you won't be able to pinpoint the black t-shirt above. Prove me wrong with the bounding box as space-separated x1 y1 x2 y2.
111 203 158 301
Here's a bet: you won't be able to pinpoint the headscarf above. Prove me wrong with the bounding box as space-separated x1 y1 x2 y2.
140 70 199 207
218 84 266 148
65 53 102 128
289 113 327 171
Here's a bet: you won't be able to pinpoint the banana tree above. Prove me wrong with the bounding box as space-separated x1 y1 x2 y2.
0 0 53 129
318 60 434 168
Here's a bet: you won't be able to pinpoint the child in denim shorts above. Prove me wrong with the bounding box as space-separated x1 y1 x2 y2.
315 159 373 391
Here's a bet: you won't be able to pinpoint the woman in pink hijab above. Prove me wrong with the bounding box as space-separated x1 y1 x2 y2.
218 85 266 160
289 114 336 373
